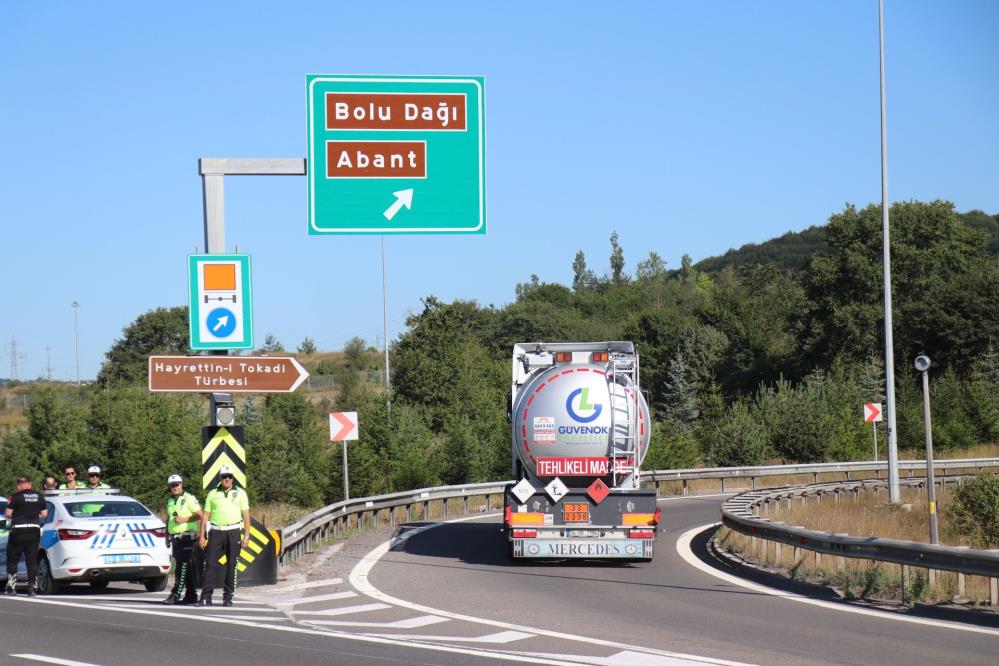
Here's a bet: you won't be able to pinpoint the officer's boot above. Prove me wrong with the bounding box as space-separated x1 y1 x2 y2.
25 581 36 597
5 574 16 596
222 593 233 607
196 593 213 607
162 593 179 605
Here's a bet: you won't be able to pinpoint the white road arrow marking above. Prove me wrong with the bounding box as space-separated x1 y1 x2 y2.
383 188 414 221
212 315 229 332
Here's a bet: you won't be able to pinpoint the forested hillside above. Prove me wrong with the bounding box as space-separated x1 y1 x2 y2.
1 200 997 514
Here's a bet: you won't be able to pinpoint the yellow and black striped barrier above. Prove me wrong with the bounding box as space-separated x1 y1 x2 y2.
201 425 279 586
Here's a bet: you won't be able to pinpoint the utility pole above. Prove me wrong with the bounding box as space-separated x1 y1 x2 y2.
71 301 81 386
878 0 900 502
45 346 53 381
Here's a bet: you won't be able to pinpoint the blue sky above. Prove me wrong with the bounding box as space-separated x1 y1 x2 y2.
2 1 997 382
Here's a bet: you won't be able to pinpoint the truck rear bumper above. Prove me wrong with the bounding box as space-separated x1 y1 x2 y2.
511 537 653 559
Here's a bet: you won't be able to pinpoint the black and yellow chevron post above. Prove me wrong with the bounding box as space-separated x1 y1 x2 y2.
201 426 247 490
201 425 280 586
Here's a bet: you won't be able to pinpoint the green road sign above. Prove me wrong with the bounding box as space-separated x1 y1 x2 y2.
306 74 486 235
188 254 253 350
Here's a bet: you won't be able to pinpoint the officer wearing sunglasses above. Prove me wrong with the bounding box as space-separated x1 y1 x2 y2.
197 466 250 607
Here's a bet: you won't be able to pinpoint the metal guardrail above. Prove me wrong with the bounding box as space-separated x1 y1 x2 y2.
721 477 999 579
279 458 999 566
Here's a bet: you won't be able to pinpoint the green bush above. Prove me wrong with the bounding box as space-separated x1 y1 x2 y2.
706 402 769 467
945 473 999 548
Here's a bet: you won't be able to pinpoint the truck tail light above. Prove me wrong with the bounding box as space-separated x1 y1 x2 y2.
554 352 573 363
58 529 96 541
512 529 537 538
628 528 655 539
591 352 609 362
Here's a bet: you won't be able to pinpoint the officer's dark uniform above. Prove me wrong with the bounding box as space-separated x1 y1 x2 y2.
5 486 47 596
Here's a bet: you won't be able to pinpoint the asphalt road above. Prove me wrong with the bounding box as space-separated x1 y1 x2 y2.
367 495 999 666
1 495 996 665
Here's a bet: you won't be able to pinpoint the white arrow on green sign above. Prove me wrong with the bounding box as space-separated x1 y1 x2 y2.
306 74 486 235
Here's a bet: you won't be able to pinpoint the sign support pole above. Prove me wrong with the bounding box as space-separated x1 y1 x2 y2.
342 440 350 501
872 422 878 462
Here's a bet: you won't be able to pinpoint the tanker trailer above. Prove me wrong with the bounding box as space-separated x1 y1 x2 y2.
504 342 660 561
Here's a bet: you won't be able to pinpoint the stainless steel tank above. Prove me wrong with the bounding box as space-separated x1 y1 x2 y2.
511 362 650 487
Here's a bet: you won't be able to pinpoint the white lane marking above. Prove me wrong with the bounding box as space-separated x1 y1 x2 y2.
96 602 274 612
365 630 534 644
290 602 389 616
273 591 359 607
11 655 103 666
515 651 735 665
204 614 287 621
8 597 572 665
676 523 999 638
349 513 753 666
244 577 344 597
304 615 449 629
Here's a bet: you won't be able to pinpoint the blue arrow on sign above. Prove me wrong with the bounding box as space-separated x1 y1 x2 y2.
206 307 237 338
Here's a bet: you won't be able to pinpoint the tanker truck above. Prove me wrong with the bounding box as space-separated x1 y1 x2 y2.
504 341 660 561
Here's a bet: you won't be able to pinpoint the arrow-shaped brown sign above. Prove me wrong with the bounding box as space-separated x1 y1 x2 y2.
148 355 310 393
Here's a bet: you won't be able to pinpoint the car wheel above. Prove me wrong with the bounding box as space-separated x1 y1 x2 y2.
88 580 109 591
144 575 168 592
36 557 67 595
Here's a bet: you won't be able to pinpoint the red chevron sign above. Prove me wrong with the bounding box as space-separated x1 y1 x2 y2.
864 402 883 424
330 411 359 441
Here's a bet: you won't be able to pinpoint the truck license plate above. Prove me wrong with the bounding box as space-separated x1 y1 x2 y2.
563 503 589 522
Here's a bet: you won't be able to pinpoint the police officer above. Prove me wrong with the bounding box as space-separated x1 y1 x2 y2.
5 476 48 596
163 474 202 605
85 466 110 489
197 466 250 607
58 466 81 489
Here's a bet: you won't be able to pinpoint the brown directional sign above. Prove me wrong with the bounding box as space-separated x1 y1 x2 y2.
148 355 310 393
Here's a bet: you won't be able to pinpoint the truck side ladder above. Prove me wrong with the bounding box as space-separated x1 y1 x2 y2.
607 354 640 488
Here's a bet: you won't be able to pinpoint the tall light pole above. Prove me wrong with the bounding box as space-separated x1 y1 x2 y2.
878 0 901 502
71 301 80 386
914 355 939 544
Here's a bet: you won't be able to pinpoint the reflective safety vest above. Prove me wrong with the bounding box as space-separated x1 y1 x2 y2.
204 487 248 526
166 492 202 535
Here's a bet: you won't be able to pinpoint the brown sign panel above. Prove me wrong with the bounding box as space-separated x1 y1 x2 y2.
148 356 309 393
325 93 467 131
325 140 426 178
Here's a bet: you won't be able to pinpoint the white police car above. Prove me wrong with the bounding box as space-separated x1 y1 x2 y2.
1 490 171 593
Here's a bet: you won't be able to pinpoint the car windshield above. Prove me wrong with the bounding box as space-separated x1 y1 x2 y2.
63 501 152 518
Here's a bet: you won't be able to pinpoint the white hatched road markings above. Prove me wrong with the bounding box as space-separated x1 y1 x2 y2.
367 630 535 644
291 602 389 616
304 615 449 629
11 656 103 666
273 590 359 607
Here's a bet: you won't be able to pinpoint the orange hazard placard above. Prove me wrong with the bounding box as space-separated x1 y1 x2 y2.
204 263 237 291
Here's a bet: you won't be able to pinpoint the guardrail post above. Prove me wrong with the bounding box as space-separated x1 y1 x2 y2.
814 551 822 568
443 499 450 518
901 565 910 603
464 497 469 515
751 476 757 491
405 504 411 523
928 568 936 588
682 479 688 496
991 578 998 606
957 572 966 598
389 506 396 526
720 478 726 493
424 500 430 520
774 542 782 565
813 472 818 484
